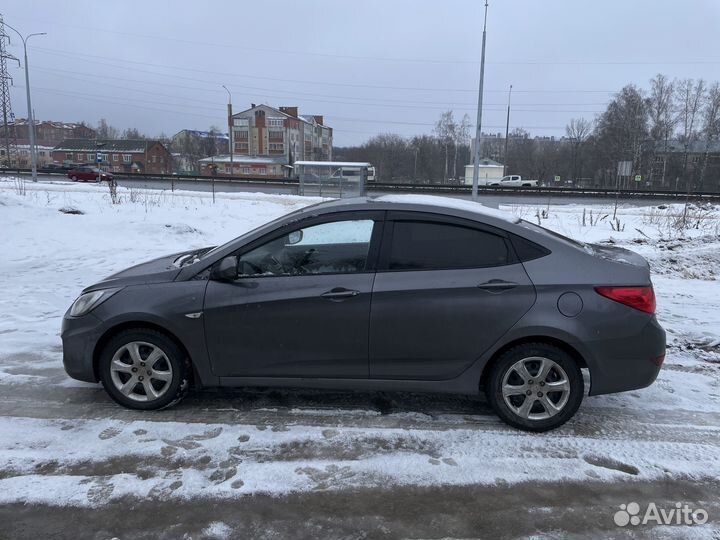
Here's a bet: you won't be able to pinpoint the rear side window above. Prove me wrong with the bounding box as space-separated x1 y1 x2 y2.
509 233 551 262
387 221 510 270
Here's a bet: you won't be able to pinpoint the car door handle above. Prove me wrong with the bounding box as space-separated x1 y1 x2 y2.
321 288 360 300
477 279 517 292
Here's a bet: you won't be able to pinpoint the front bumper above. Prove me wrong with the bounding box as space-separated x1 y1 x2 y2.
586 316 666 396
61 312 104 383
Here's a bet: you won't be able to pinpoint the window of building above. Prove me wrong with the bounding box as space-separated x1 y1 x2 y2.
233 118 249 127
235 130 249 139
240 167 251 174
152 155 157 163
237 219 375 277
66 153 73 160
269 129 284 139
122 154 132 164
258 168 267 175
87 153 94 161
387 221 510 271
269 143 284 151
235 142 249 152
268 117 284 127
113 154 119 162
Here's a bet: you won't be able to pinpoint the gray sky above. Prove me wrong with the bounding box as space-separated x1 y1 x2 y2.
3 0 720 145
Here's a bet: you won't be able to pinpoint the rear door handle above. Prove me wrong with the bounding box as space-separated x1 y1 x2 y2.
321 288 360 300
477 279 517 292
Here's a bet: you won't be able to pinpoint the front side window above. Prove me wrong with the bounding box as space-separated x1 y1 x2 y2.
238 219 375 277
387 221 509 271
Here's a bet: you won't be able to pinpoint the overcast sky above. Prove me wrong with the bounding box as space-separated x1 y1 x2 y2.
3 0 720 145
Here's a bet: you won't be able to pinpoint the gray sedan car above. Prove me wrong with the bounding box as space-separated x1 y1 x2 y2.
62 195 665 431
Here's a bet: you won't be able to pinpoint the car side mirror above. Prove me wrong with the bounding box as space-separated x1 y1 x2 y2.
210 256 238 281
287 230 303 245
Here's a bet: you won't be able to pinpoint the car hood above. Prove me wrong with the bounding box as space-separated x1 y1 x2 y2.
83 251 192 292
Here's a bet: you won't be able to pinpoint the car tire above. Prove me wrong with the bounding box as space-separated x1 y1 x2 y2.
485 342 583 432
99 328 191 410
71 175 78 181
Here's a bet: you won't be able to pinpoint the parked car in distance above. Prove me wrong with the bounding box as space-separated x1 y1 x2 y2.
67 166 113 182
61 195 665 431
490 175 539 187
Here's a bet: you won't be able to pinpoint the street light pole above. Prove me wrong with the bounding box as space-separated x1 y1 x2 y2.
3 22 45 182
471 0 489 200
503 84 512 177
222 84 233 178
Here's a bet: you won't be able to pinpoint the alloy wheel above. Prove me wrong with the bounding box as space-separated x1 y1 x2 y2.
501 356 571 420
109 341 173 402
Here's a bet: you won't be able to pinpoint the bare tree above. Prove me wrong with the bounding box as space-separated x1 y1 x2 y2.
96 118 119 139
646 74 676 185
434 110 456 182
453 114 471 182
698 82 720 190
675 78 706 190
565 118 592 182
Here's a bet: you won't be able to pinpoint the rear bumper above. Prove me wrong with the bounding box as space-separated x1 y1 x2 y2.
585 316 666 396
61 312 104 383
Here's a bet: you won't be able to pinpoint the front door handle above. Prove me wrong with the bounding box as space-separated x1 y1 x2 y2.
321 288 360 301
477 279 517 292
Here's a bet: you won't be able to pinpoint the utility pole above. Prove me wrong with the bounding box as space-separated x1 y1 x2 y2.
0 15 19 170
503 84 512 177
471 0 489 200
2 19 45 182
222 85 233 177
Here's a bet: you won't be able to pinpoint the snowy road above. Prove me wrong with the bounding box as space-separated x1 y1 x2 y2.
1 179 719 539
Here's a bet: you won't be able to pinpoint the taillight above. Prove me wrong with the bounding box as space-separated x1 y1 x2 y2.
595 286 656 314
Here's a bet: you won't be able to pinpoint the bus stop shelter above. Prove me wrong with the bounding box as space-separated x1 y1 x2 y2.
294 161 371 197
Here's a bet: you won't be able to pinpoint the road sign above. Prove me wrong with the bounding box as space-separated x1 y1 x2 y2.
634 174 642 182
617 161 632 177
96 152 102 163
554 175 561 183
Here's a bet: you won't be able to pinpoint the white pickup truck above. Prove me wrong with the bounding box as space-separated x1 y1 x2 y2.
489 175 539 187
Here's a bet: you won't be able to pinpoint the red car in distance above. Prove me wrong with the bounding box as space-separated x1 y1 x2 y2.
67 166 113 182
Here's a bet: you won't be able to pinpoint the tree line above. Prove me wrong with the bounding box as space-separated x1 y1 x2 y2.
334 74 720 192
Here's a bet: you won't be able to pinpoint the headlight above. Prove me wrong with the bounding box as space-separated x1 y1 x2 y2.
69 288 122 317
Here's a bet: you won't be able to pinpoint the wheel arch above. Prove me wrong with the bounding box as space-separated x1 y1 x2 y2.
92 321 197 385
479 335 588 392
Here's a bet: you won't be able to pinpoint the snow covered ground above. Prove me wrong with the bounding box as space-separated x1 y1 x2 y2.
1 178 719 538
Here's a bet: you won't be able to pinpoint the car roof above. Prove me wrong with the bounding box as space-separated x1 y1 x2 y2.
301 194 521 226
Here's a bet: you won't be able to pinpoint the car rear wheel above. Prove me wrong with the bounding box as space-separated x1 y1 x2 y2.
99 329 190 410
485 343 583 432
71 175 78 181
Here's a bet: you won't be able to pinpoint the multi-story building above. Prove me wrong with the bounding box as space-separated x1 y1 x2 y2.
10 119 95 147
52 139 172 174
229 104 332 165
0 144 55 168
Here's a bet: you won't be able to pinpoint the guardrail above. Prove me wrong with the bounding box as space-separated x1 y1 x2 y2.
4 168 720 201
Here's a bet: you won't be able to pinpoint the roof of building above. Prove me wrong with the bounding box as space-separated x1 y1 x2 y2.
232 104 329 128
53 139 167 153
654 140 720 154
172 129 229 141
198 155 288 165
12 119 94 131
294 161 371 168
465 158 504 168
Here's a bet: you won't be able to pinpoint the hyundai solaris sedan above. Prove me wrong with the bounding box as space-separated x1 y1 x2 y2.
62 195 665 431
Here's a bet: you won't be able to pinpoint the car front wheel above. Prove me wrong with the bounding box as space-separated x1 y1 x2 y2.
485 343 583 432
99 329 190 410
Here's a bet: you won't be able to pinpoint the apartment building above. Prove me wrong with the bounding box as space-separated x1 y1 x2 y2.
230 104 332 165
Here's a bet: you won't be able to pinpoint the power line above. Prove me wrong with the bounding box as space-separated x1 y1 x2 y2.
30 46 618 95
13 15 720 67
